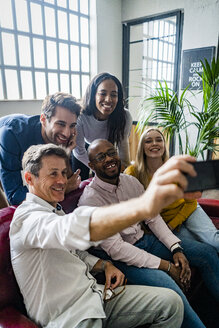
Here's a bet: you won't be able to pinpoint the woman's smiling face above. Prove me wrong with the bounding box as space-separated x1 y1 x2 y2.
144 130 165 159
94 79 118 120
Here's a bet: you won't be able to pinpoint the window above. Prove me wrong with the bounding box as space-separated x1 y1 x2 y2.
123 11 183 116
0 0 90 100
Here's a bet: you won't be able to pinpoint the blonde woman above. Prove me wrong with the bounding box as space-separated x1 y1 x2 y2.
125 128 219 252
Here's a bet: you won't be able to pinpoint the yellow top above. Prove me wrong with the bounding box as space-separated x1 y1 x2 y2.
124 164 197 230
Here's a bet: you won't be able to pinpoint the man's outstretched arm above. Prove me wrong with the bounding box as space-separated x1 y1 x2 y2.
90 155 201 241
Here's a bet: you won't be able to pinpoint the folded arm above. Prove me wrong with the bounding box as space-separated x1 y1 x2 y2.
100 233 161 269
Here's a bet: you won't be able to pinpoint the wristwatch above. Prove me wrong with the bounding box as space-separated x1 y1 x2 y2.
171 243 183 255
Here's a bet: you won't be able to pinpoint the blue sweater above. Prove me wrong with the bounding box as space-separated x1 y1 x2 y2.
0 114 45 205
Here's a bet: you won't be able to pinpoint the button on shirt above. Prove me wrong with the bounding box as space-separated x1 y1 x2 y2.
78 174 180 269
10 193 106 328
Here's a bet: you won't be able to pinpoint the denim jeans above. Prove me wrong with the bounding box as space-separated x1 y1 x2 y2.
176 205 219 252
90 232 219 328
76 285 184 328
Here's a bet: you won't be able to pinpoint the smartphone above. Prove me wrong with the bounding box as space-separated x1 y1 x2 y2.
185 159 219 192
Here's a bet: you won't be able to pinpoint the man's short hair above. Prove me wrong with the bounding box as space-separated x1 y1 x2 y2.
22 144 69 177
41 92 81 121
87 139 114 161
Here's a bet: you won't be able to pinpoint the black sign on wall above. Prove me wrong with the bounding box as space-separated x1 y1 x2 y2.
181 46 215 90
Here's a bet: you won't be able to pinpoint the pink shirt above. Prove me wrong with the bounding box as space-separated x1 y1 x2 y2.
78 174 180 269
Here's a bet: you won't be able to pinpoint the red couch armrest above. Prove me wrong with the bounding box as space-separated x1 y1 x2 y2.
0 306 39 327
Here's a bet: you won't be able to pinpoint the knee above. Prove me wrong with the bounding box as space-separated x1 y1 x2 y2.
161 288 183 308
157 289 184 324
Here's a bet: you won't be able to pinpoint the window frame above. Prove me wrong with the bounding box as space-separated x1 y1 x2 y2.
0 0 90 100
122 10 183 100
122 10 183 155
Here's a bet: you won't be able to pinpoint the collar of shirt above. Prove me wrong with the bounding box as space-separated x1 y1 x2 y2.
92 175 121 193
25 193 65 214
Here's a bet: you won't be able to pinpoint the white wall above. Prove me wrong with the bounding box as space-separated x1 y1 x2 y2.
0 100 42 117
91 0 123 79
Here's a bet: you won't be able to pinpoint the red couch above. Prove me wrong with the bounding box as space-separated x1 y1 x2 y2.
0 187 218 327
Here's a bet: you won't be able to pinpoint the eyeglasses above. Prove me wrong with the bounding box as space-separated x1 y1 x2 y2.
92 149 118 163
103 279 127 302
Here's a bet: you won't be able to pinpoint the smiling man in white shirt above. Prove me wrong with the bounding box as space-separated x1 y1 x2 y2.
9 143 200 328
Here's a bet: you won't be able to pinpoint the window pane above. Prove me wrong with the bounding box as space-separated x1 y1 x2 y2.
158 41 163 60
81 47 89 72
167 64 172 81
162 63 167 80
5 70 19 99
69 14 79 42
71 74 80 99
152 61 157 80
0 0 90 100
57 0 67 8
164 22 169 37
130 42 142 70
35 72 46 99
158 62 162 80
59 43 69 70
60 73 70 93
31 3 43 35
0 1 13 29
21 71 33 99
33 38 45 68
130 24 143 42
47 41 57 69
80 0 88 14
15 0 29 32
2 33 16 65
163 42 168 61
69 0 78 11
58 11 68 40
18 36 31 67
82 75 89 95
48 72 58 94
71 45 79 71
80 17 89 44
0 70 3 99
152 40 158 60
45 7 56 37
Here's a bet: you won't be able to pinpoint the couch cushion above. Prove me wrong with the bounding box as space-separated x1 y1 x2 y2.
0 206 26 312
198 198 219 229
60 178 92 214
0 306 38 328
198 198 219 218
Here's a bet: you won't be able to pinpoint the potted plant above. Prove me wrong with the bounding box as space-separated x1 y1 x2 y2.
136 56 219 159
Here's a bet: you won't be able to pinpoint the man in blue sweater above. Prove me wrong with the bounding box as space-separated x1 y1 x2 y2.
0 92 81 205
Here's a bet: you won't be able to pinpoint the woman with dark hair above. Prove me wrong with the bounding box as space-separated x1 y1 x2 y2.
73 72 132 180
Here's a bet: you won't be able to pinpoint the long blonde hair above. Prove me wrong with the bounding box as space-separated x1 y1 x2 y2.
134 128 169 189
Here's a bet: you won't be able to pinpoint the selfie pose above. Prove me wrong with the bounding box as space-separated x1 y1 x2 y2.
73 72 132 180
125 128 219 252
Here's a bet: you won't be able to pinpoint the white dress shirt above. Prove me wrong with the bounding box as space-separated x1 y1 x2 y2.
10 193 106 328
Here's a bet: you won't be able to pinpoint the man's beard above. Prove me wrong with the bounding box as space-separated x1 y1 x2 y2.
97 161 121 180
